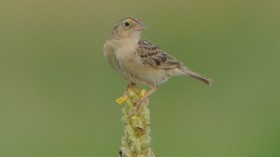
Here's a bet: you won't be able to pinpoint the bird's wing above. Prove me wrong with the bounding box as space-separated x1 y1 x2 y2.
136 40 181 69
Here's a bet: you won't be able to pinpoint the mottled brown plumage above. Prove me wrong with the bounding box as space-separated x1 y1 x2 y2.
104 18 213 107
137 40 181 68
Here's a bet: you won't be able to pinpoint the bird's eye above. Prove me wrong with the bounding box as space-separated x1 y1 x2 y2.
124 22 130 27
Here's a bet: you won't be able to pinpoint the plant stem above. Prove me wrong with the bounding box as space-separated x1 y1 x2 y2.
117 86 155 157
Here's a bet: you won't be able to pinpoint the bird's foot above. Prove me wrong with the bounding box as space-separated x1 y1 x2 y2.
129 99 143 117
129 89 147 117
125 83 135 91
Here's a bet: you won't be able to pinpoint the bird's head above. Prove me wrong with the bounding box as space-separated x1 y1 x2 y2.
110 18 146 40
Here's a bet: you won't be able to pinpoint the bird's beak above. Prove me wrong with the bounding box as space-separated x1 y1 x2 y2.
135 26 146 31
134 20 147 31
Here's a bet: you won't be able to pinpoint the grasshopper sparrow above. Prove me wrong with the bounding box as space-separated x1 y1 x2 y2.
104 17 213 107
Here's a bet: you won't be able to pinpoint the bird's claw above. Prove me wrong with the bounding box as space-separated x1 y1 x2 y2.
129 99 144 117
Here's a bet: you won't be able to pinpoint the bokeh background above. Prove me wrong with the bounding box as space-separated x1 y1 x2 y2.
1 0 280 157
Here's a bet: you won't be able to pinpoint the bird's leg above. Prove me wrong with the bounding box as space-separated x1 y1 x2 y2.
117 83 136 105
125 82 136 91
132 84 157 115
123 82 135 95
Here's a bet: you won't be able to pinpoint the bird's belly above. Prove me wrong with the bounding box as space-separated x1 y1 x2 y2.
120 63 170 86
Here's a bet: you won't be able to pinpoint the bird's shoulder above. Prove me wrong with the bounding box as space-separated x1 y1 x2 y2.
136 39 181 68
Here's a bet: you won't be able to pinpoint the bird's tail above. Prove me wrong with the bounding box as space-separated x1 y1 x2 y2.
182 67 213 86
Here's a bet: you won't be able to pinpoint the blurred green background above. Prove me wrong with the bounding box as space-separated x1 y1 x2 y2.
1 0 280 157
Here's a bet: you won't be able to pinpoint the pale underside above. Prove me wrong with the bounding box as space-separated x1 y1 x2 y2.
104 39 186 87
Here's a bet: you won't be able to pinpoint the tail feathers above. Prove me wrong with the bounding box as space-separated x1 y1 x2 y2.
183 68 213 86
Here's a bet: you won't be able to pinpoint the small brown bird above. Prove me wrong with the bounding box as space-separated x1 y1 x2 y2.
104 17 213 106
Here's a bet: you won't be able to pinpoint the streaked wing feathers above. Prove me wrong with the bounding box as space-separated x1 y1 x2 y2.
136 40 181 69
